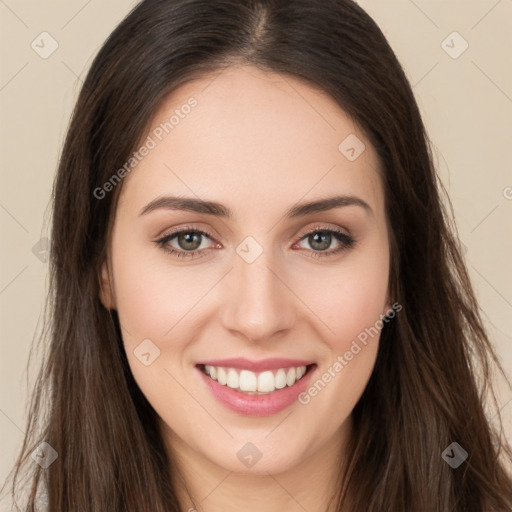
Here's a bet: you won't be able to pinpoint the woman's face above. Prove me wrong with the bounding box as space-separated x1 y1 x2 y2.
100 65 390 475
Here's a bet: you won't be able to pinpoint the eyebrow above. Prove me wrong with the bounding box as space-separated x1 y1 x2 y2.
139 194 373 218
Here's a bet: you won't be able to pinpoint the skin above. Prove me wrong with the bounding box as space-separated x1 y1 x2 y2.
100 65 391 512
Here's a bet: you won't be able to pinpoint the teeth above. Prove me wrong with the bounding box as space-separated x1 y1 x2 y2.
275 369 287 389
217 367 227 385
258 370 275 392
240 370 257 392
286 367 296 386
226 369 239 389
203 364 308 394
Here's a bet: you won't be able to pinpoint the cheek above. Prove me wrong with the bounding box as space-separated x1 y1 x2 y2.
109 241 205 412
295 255 388 424
299 239 390 352
110 235 208 344
109 234 223 401
330 270 388 349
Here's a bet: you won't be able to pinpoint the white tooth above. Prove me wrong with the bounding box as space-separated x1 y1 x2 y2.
217 367 227 385
296 366 306 379
226 369 239 389
209 365 307 392
239 370 257 392
275 368 287 389
286 367 296 386
257 371 276 392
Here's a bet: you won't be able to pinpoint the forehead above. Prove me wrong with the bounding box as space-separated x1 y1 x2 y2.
116 65 384 219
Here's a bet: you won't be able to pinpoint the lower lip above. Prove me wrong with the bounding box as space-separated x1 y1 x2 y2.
197 365 316 416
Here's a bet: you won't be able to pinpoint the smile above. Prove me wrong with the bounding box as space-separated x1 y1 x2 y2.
195 357 317 415
200 364 310 394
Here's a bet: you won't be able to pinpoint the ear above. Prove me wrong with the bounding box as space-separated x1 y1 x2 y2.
99 260 116 310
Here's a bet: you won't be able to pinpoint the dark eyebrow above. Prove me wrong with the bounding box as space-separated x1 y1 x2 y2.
139 194 373 218
286 195 372 218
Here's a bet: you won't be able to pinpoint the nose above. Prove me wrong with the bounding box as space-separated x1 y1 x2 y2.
220 247 297 344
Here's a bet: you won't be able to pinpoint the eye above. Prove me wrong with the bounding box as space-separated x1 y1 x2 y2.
155 224 356 260
155 226 217 260
294 226 356 258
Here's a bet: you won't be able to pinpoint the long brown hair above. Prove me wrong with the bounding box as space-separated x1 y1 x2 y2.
3 0 511 510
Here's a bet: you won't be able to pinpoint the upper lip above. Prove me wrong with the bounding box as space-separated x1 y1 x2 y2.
196 357 315 372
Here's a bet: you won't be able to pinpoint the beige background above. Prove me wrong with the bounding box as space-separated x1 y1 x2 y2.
1 0 511 500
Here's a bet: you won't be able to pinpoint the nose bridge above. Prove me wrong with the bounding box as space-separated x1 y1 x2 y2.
221 243 296 342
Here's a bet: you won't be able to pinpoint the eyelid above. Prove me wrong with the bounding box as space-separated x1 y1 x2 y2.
156 223 217 240
293 222 352 242
155 222 355 259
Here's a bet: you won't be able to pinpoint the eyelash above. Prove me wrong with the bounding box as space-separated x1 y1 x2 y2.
154 224 356 260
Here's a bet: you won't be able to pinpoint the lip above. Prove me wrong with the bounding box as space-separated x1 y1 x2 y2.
196 363 317 416
195 357 315 372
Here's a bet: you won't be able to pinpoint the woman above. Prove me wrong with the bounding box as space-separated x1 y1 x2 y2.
4 0 511 510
